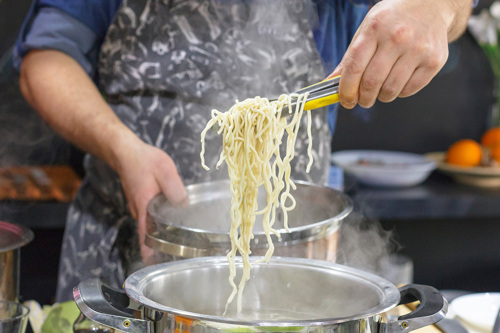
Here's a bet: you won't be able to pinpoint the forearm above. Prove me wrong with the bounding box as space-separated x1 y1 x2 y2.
19 49 138 172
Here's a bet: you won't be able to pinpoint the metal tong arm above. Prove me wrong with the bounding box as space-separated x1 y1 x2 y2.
295 75 340 96
279 75 340 114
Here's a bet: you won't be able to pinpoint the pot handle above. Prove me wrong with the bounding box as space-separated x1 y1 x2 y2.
73 279 156 333
385 284 448 332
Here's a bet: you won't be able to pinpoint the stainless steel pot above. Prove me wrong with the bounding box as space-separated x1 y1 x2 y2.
146 180 352 262
0 221 33 301
74 257 447 333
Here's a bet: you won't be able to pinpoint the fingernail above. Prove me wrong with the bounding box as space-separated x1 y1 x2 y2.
341 99 357 109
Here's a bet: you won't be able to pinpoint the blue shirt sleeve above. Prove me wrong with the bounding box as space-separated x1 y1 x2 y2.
13 7 99 75
313 0 370 133
313 1 369 74
13 0 122 77
37 0 122 39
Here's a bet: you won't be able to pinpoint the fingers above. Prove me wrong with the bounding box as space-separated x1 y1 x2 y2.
156 157 188 205
376 55 418 103
132 158 186 265
382 46 447 101
399 66 438 98
126 180 157 263
337 35 378 109
332 41 446 108
356 46 402 108
137 208 155 264
118 143 188 264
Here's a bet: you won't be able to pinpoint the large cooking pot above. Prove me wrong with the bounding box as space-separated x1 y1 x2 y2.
146 180 352 262
74 257 447 332
0 221 33 301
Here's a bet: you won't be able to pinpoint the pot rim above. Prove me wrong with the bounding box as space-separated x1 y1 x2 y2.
146 179 353 237
124 256 400 327
0 221 34 253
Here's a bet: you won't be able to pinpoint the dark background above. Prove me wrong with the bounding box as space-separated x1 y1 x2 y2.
0 0 499 305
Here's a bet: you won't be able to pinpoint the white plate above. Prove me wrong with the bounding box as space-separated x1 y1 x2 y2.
330 150 436 188
450 293 500 332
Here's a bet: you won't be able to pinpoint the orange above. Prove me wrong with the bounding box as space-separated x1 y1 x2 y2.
481 127 500 147
446 139 482 167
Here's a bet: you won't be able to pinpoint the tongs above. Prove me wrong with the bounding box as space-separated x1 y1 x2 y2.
274 75 340 115
210 76 340 131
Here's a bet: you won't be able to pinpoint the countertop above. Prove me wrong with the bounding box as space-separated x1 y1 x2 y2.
334 170 500 221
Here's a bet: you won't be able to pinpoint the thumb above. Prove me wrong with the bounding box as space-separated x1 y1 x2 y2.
327 62 343 79
158 163 188 206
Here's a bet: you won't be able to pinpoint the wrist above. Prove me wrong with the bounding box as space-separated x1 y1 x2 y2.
106 127 145 174
441 0 473 41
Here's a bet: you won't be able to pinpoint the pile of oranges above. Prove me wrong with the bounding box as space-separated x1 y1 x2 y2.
446 127 500 167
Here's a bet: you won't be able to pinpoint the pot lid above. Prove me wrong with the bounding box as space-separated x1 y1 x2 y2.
0 221 34 252
125 257 400 326
146 179 353 249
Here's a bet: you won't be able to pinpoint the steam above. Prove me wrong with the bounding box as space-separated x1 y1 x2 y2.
336 211 412 285
0 77 68 167
201 0 324 112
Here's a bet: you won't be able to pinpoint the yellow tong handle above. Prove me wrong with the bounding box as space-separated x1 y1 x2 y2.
304 93 339 110
299 75 340 111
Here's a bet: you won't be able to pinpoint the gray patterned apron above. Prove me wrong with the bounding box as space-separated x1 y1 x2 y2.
56 0 331 302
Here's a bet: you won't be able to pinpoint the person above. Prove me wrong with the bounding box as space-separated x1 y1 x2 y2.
14 0 474 302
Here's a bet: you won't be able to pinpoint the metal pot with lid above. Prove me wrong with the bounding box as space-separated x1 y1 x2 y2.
74 257 447 332
146 180 353 261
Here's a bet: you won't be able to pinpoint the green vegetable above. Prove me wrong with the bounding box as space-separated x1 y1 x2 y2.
41 301 80 333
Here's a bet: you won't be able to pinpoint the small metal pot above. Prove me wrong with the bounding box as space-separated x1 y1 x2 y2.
0 221 33 301
74 257 447 333
146 180 353 262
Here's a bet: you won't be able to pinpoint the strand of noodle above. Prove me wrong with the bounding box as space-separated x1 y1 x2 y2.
200 117 219 170
306 109 313 173
278 93 307 230
255 135 279 261
200 92 313 315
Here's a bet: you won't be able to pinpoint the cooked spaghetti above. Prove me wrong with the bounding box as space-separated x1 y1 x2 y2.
200 93 312 313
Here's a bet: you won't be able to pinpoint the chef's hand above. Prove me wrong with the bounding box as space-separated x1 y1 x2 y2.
329 0 472 109
113 138 188 264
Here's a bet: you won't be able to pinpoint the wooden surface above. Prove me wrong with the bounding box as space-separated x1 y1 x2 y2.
0 165 81 202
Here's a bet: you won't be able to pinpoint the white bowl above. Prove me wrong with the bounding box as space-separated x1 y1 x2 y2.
450 293 500 332
330 150 437 188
